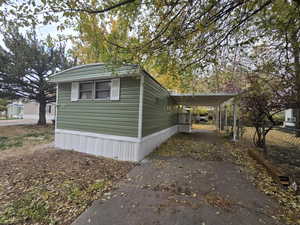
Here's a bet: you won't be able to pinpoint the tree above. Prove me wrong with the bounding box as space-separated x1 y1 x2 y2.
0 28 72 125
0 99 8 116
240 73 288 154
3 0 299 129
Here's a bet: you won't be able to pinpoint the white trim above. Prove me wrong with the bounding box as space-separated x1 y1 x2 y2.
233 103 237 141
110 78 120 100
54 125 178 161
141 125 177 142
50 63 139 78
138 74 144 139
219 105 222 131
71 82 80 101
55 129 140 143
55 84 58 129
171 93 238 97
51 73 139 84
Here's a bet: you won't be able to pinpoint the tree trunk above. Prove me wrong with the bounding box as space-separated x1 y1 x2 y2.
37 100 47 125
262 130 268 157
291 32 300 136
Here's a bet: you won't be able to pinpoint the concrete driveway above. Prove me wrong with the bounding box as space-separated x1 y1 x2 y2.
72 132 285 225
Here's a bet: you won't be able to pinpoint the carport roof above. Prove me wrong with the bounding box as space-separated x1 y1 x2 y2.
171 93 238 106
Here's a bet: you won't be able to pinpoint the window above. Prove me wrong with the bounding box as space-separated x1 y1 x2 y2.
95 80 111 100
48 105 51 114
79 82 93 99
75 79 118 101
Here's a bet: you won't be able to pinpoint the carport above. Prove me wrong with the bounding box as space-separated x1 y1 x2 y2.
171 93 239 141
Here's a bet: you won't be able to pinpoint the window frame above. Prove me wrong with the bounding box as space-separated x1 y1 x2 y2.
78 79 112 101
78 81 94 100
94 79 112 100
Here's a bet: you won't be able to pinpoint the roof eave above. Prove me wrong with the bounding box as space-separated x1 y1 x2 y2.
49 72 140 83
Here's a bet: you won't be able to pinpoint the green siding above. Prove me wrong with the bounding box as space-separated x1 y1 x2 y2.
51 64 139 83
57 77 140 137
142 74 178 137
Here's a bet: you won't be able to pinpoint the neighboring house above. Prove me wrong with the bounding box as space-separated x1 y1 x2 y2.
7 101 24 119
23 101 55 121
7 100 55 121
7 100 24 119
284 108 297 127
50 63 237 161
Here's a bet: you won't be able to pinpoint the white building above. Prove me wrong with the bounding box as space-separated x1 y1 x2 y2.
23 101 55 121
7 100 55 121
283 109 297 127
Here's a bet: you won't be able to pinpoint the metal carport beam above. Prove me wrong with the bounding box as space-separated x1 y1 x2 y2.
170 93 238 106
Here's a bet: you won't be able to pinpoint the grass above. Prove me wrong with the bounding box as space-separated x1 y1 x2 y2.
241 127 300 149
1 189 51 224
0 125 54 152
0 117 20 120
0 179 109 225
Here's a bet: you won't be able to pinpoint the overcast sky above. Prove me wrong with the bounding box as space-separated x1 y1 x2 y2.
0 23 76 50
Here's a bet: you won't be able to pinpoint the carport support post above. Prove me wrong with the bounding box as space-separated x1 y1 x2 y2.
233 103 237 141
219 104 222 131
224 105 228 131
214 106 218 130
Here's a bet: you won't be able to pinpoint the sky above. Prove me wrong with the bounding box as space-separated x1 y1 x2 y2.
0 0 77 49
0 23 76 50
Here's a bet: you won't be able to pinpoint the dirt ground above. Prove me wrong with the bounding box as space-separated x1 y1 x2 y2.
0 125 54 160
1 125 299 225
0 125 135 225
192 123 216 131
73 131 300 225
0 148 135 225
0 124 53 137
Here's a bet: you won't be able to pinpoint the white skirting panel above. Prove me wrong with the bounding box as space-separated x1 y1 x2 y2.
137 125 178 161
55 125 178 162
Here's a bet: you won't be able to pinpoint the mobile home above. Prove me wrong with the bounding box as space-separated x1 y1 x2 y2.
50 64 178 161
50 63 237 161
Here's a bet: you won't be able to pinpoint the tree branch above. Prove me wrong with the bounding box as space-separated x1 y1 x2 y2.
56 0 136 14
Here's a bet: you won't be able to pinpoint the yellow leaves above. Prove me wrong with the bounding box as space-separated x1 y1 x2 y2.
204 193 234 211
0 145 134 225
151 133 224 161
227 142 300 225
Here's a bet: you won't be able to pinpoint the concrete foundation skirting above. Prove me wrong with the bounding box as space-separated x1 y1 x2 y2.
138 125 178 160
55 125 178 161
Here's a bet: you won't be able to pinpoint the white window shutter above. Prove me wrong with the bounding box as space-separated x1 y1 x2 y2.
110 78 120 100
71 82 79 101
